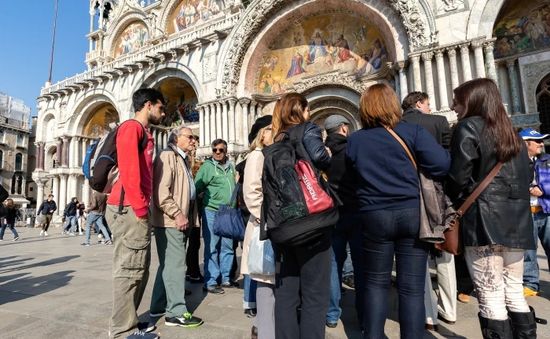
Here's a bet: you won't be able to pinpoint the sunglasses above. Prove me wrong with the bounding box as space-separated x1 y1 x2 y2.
180 134 196 141
212 147 226 153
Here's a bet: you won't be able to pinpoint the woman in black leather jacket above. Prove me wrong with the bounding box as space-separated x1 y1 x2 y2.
447 78 536 338
271 93 332 339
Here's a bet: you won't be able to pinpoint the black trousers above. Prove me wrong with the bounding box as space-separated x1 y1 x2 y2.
186 225 201 277
275 235 331 339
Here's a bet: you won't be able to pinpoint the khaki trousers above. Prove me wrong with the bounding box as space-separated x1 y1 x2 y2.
106 205 151 338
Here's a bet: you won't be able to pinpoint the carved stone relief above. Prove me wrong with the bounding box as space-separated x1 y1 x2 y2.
388 0 430 49
521 60 550 114
434 0 466 15
203 53 217 83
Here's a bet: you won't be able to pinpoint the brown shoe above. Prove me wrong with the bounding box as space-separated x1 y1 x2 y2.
425 323 439 331
251 326 258 339
457 292 470 303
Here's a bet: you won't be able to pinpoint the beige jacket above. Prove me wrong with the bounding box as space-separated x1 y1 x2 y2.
240 149 275 284
151 145 199 228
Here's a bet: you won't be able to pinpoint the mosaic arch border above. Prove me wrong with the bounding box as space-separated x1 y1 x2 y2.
217 0 429 97
68 92 120 136
105 11 150 59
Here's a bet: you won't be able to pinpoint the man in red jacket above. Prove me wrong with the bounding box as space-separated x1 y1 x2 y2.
106 88 165 339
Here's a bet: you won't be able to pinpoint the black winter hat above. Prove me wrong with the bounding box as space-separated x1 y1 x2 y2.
248 115 273 144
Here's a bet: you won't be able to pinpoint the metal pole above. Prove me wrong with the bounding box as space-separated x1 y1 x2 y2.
47 0 59 84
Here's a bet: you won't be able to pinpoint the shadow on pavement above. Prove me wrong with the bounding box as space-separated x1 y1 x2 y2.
0 270 75 305
0 255 80 275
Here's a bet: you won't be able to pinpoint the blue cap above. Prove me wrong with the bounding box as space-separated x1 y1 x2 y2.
519 128 549 140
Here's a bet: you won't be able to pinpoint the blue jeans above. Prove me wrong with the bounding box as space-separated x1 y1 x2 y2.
0 223 19 240
523 211 550 291
85 212 111 244
202 208 234 287
326 211 362 323
63 216 78 233
243 274 257 309
359 208 429 339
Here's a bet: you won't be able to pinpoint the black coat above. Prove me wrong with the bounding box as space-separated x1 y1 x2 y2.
325 133 357 211
402 108 451 148
446 116 535 250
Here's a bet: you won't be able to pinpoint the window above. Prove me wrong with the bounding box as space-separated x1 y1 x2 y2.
15 153 22 171
0 150 3 168
0 130 4 143
16 133 24 146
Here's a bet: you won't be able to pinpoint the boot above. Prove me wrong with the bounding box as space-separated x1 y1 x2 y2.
478 313 513 339
508 307 537 339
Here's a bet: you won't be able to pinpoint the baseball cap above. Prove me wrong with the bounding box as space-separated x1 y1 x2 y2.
519 128 549 140
324 115 349 131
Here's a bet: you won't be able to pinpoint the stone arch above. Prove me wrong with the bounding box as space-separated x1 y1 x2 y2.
69 93 120 136
38 112 57 142
104 12 150 58
159 0 183 35
466 0 506 40
304 85 362 131
524 63 550 118
217 0 414 98
45 144 58 171
137 63 203 101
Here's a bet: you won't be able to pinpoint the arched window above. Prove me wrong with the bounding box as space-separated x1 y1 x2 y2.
15 153 22 171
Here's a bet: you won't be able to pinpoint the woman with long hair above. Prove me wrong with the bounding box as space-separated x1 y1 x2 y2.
346 83 449 338
447 78 536 338
271 93 332 339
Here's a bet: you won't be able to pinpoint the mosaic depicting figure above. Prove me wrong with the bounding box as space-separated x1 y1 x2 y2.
494 0 550 58
256 12 388 95
114 22 149 57
172 0 225 33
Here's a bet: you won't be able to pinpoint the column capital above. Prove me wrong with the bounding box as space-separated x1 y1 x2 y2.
434 49 445 60
506 58 517 68
459 43 470 53
471 39 485 49
409 53 421 61
446 46 457 57
395 60 408 70
238 97 251 105
421 51 434 62
483 41 495 53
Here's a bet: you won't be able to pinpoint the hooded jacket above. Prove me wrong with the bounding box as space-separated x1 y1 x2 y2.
195 157 236 211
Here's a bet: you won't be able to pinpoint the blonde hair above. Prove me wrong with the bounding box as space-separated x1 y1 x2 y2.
249 125 272 151
359 83 401 128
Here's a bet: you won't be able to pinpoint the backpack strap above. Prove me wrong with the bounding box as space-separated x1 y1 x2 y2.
287 123 312 163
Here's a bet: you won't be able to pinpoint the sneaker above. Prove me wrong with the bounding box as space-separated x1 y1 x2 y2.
524 286 539 297
81 242 90 246
13 237 19 241
69 232 76 236
165 312 204 328
61 230 66 235
457 292 471 303
125 329 158 339
40 230 44 236
203 285 225 294
78 232 83 235
137 322 156 333
149 311 165 318
104 240 113 245
244 308 257 318
98 234 103 240
0 239 3 241
44 231 48 236
186 274 204 283
326 320 338 328
221 281 238 288
342 275 355 289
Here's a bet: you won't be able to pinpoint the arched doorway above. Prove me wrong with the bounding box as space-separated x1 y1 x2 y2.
536 74 550 152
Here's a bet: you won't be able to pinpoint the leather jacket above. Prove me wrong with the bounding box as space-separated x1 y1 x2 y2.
446 116 535 250
301 122 331 171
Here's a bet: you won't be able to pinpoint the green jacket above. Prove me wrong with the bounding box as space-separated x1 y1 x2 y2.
195 158 236 211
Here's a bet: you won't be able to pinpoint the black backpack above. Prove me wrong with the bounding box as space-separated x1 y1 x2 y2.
260 123 338 246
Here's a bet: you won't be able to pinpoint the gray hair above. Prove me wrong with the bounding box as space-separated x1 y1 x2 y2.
168 125 191 145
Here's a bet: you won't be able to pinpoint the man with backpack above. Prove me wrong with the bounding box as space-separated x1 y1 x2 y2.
105 88 165 339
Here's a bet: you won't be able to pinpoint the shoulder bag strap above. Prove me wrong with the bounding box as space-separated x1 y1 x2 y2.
385 127 417 170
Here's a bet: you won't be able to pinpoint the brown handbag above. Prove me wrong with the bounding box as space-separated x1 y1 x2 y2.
386 127 503 255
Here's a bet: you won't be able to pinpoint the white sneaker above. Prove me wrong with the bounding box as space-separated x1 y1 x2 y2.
13 237 19 241
40 230 44 236
79 232 83 235
98 234 103 240
69 232 76 236
44 231 49 236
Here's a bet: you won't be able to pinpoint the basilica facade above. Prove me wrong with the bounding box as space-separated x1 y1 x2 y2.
33 0 550 214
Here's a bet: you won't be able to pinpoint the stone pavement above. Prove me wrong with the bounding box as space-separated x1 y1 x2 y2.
0 225 549 339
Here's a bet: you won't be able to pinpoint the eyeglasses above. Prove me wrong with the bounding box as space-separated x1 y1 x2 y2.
212 147 226 153
180 134 196 141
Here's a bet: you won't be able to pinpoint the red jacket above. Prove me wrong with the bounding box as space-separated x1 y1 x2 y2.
107 120 154 218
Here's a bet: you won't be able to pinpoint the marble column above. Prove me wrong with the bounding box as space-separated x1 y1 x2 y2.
62 136 70 167
222 101 229 141
216 102 222 140
36 181 45 216
81 138 88 168
240 98 251 146
37 142 45 170
67 174 77 203
199 106 206 146
83 178 91 208
459 43 472 82
506 59 522 114
250 102 257 128
435 50 450 110
228 98 237 143
421 52 435 104
484 40 498 82
59 174 68 216
208 103 216 143
233 99 242 145
411 54 422 92
397 61 408 101
472 39 486 79
56 139 63 168
447 47 460 92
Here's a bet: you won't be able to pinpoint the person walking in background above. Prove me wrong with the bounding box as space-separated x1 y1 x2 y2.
195 139 237 295
271 93 333 339
81 191 111 246
37 194 56 236
62 197 79 236
0 199 20 241
186 153 204 284
346 83 450 338
241 115 275 339
323 114 362 328
401 91 457 328
149 125 204 329
446 78 536 338
105 88 165 339
519 127 550 298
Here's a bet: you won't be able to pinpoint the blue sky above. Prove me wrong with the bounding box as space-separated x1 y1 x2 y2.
0 0 89 116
